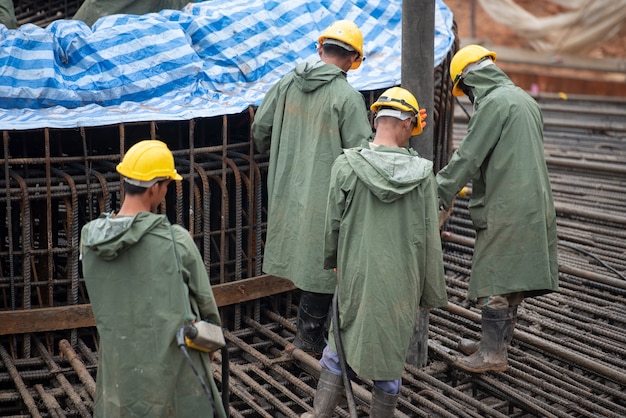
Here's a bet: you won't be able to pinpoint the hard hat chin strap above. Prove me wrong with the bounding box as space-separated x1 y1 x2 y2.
459 80 476 104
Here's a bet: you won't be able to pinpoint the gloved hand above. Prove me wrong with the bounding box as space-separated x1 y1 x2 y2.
458 186 471 198
419 108 427 129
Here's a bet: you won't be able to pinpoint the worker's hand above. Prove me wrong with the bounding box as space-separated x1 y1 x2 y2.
419 108 427 129
438 207 452 229
458 186 471 198
438 198 455 229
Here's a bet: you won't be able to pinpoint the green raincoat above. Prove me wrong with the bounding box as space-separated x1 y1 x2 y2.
80 212 226 418
324 146 448 380
436 64 558 300
252 60 373 293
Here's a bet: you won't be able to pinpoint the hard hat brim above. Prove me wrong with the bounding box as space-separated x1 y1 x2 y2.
452 82 465 97
411 122 423 136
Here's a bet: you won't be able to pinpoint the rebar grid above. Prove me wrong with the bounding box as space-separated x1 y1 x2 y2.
0 13 625 414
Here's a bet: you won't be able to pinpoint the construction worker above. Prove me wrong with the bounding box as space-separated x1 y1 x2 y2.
437 44 558 373
80 140 227 418
303 87 448 417
252 20 373 355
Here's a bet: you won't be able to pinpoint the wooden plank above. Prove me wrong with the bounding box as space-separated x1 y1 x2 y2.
458 40 626 97
0 304 95 336
211 274 296 307
501 66 626 98
460 39 626 74
0 274 296 335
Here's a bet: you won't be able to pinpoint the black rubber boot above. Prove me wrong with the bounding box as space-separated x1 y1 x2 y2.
301 368 343 418
458 306 517 356
370 386 399 418
293 291 333 354
454 307 516 373
504 305 518 346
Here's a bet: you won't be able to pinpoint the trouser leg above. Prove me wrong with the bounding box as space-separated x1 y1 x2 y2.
318 347 401 417
294 291 333 354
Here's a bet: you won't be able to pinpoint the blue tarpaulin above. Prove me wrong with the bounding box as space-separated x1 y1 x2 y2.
0 0 455 130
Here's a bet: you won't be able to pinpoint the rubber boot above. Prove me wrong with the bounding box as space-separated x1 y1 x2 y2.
454 307 516 373
504 305 517 346
457 306 517 356
370 386 399 418
294 291 333 354
301 368 343 418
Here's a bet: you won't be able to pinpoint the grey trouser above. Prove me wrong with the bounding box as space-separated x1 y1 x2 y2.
477 292 524 309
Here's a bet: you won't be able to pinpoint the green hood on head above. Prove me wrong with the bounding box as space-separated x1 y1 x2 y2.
343 146 433 203
293 61 347 93
463 64 515 108
80 212 169 261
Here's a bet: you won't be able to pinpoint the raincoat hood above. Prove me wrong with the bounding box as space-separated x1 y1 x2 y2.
463 64 515 108
293 60 347 93
80 212 168 261
343 146 433 203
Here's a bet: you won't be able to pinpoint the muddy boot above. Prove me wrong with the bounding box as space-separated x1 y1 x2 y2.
370 386 398 417
504 305 518 346
301 368 343 418
458 306 517 356
454 307 516 373
294 291 333 354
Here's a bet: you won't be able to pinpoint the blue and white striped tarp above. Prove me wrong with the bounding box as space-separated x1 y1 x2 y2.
0 0 455 130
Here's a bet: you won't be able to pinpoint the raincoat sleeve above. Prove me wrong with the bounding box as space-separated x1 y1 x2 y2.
338 92 374 148
436 99 504 208
172 225 221 325
323 155 355 269
420 175 449 308
251 82 278 154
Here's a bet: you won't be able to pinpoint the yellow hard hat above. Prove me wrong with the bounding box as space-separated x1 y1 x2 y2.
450 44 496 97
318 20 364 70
116 140 182 185
370 87 423 136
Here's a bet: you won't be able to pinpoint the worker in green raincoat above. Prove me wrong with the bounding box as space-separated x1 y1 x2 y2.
80 140 227 418
252 20 373 354
302 88 448 417
437 45 558 374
